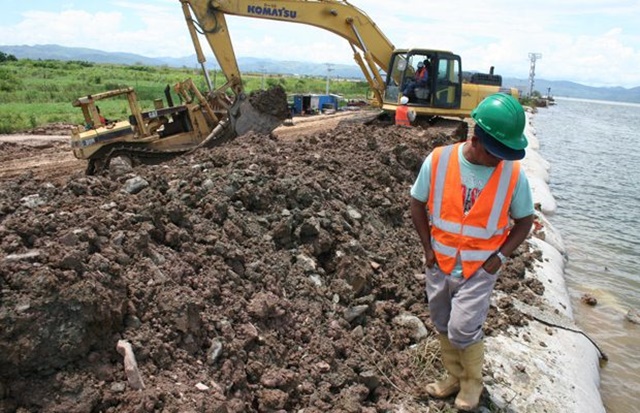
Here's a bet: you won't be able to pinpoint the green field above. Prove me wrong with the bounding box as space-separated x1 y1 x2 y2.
0 59 370 134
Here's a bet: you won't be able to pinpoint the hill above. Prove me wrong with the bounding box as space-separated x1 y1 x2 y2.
2 44 640 103
0 44 364 79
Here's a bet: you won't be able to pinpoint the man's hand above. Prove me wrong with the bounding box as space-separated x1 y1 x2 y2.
424 247 437 269
411 197 436 269
482 253 502 274
482 214 535 274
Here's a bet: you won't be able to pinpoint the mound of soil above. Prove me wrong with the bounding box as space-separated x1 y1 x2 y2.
247 86 291 120
0 121 544 412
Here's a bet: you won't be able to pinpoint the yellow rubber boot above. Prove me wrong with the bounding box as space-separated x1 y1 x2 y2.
425 334 462 398
455 340 485 411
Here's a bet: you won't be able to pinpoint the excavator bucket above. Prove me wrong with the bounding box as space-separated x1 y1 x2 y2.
233 98 286 136
196 85 290 149
233 85 290 135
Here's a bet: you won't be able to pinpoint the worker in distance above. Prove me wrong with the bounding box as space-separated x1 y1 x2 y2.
395 96 416 127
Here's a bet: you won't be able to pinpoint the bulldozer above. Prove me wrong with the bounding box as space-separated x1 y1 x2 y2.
70 0 518 173
70 78 288 174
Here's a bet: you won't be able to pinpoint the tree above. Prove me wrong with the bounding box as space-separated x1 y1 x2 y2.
0 51 18 63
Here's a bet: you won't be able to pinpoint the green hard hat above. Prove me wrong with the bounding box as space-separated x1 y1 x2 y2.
471 93 528 150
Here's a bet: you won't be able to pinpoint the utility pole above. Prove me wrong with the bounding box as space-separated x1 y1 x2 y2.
261 65 265 90
528 53 542 97
325 63 334 95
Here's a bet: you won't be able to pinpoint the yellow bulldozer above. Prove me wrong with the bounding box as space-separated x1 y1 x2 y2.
70 79 287 174
70 0 518 173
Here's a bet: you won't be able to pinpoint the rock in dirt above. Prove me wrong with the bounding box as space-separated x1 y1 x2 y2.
626 308 640 324
116 340 145 390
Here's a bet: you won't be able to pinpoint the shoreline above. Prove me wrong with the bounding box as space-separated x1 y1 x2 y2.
483 111 605 412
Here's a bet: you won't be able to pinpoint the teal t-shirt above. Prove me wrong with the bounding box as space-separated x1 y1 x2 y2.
410 143 534 276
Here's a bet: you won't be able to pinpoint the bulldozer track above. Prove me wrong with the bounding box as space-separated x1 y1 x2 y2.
86 120 238 174
87 143 191 175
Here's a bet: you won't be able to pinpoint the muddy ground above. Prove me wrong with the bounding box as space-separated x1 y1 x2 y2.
0 112 545 412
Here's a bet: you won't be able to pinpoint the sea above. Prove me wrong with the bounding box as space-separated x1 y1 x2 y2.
532 97 640 413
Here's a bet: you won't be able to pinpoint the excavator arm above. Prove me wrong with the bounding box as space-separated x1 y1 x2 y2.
181 0 395 106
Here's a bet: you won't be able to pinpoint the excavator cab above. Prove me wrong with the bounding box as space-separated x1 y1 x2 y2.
384 49 518 119
384 49 464 117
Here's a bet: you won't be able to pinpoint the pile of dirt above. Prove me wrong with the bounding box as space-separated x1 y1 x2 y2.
0 122 544 412
247 86 291 120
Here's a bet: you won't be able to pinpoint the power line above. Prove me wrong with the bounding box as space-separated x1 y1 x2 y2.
325 63 334 95
528 53 542 97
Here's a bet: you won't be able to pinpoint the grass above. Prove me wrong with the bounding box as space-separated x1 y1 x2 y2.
0 59 371 134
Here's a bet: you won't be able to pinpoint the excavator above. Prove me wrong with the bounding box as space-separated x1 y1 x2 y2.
70 0 518 173
183 0 517 116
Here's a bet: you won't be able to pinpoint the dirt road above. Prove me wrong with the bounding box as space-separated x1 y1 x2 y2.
0 111 380 183
0 135 83 182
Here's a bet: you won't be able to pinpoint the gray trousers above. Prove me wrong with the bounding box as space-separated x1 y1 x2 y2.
425 265 498 349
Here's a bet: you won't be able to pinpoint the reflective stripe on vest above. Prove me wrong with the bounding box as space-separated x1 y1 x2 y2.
395 105 411 126
427 142 520 278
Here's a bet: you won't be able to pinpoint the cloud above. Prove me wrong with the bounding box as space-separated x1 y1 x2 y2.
2 10 123 47
0 1 639 88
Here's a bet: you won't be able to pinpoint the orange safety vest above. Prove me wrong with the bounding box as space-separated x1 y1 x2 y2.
416 67 428 82
395 105 411 127
427 143 520 278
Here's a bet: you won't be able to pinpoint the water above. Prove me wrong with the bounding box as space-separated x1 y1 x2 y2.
533 98 640 413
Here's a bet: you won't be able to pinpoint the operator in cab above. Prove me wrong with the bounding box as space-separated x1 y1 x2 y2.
403 60 429 98
395 96 416 127
96 106 107 126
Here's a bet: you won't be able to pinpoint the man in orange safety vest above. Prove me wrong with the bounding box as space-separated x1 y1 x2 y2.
410 93 534 411
395 95 416 127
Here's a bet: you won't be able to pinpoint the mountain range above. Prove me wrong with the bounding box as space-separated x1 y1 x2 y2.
3 44 640 104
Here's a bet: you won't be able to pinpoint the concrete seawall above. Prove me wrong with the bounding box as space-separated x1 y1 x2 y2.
483 111 605 412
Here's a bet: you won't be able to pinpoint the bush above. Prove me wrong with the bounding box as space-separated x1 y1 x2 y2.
0 112 27 134
0 68 23 93
0 51 18 63
65 60 93 68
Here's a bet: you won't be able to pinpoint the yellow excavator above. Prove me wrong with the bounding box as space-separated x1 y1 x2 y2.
71 0 518 173
181 0 517 116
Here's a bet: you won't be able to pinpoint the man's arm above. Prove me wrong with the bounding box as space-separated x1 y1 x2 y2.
410 197 436 267
483 214 534 273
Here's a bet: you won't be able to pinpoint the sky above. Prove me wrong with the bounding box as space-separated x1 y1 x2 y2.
1 0 639 88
